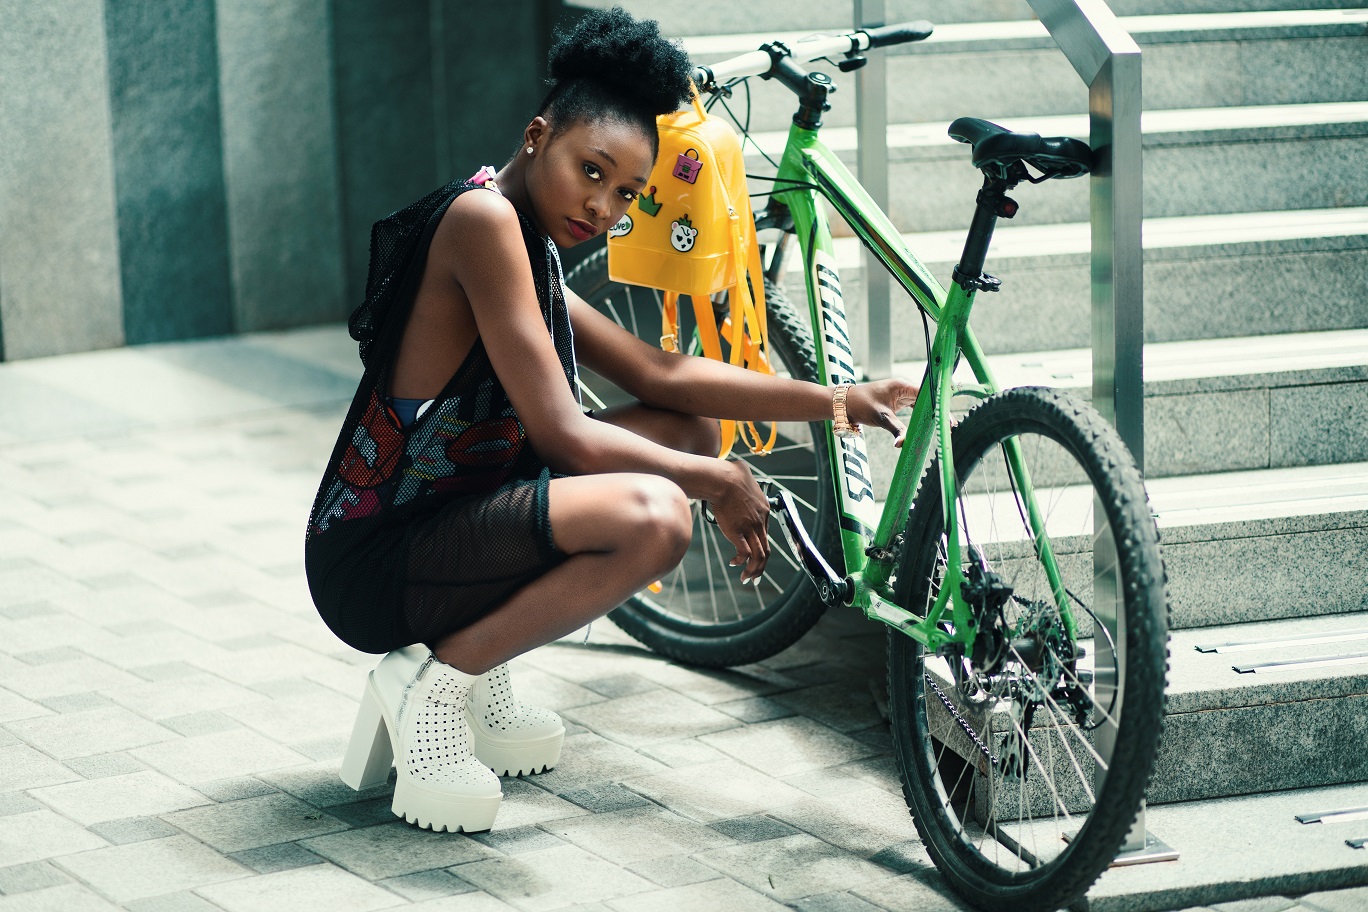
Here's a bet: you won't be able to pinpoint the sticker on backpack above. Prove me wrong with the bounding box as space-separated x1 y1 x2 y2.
670 215 698 252
609 214 633 238
672 150 703 184
637 187 663 217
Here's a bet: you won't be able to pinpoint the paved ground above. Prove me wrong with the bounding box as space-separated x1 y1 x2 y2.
0 326 1364 912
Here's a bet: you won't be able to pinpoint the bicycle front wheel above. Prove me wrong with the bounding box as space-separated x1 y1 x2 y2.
564 247 838 668
887 386 1168 912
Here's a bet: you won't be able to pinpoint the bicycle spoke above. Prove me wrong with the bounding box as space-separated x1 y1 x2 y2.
705 517 742 622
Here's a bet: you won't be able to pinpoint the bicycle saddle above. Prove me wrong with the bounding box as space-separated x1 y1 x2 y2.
948 117 1093 182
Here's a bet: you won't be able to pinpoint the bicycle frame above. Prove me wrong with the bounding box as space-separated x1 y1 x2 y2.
768 120 1079 651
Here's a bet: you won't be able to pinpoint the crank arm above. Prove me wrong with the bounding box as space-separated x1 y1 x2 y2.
768 488 850 608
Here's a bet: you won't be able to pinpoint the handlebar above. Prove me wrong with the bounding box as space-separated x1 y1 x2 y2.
691 20 933 91
864 21 935 49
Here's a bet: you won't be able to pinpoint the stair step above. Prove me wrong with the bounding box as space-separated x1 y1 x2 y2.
749 101 1368 159
745 102 1368 231
921 611 1368 858
870 330 1368 478
1085 780 1368 911
1152 612 1368 803
872 457 1368 627
684 10 1368 132
875 456 1368 531
779 207 1368 355
905 328 1368 392
686 9 1368 56
586 0 1368 36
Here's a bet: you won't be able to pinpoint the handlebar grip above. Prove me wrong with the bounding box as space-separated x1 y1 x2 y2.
862 20 934 48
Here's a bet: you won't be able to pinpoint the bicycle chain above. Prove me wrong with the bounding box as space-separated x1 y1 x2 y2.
925 672 998 768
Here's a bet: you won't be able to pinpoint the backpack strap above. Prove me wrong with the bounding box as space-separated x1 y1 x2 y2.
661 292 680 353
667 212 778 460
730 216 776 455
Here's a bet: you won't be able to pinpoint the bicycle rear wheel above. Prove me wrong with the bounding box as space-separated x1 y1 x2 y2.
564 246 838 667
887 386 1167 912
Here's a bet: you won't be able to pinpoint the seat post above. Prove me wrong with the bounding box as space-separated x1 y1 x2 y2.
952 177 1019 294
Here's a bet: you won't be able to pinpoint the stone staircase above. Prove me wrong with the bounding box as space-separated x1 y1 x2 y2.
610 1 1368 907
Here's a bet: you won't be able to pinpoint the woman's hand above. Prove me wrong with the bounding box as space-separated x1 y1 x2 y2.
846 378 922 447
710 459 771 585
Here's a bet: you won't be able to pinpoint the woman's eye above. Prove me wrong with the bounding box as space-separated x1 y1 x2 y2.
619 189 638 202
583 163 602 181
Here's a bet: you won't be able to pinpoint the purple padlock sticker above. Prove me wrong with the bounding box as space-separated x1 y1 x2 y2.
672 149 702 184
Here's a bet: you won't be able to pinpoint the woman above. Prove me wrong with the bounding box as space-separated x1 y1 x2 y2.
305 7 920 833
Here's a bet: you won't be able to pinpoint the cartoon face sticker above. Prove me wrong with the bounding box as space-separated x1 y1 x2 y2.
670 215 698 253
608 213 633 238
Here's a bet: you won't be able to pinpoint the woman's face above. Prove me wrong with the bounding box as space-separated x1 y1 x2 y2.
526 117 655 247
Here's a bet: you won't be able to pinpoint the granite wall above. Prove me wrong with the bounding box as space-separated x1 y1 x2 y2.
0 0 561 361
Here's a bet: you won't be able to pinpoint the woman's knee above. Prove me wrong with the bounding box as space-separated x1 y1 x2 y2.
620 475 692 561
681 414 722 458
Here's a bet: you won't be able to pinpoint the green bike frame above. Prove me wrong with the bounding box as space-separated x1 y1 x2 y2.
769 120 1078 651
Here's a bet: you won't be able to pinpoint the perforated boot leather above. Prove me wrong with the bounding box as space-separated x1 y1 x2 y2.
466 663 565 777
339 646 501 833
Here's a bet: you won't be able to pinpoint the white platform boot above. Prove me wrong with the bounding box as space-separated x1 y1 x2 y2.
466 662 565 777
339 645 501 833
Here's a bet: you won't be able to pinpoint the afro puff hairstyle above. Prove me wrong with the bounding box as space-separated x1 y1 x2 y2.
536 6 694 159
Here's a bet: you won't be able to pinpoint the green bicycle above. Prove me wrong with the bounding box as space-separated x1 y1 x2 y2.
566 22 1168 912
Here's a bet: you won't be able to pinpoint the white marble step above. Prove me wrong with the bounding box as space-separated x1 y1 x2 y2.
941 460 1368 535
682 8 1368 56
1148 461 1368 527
1086 781 1368 906
891 328 1368 392
746 101 1368 159
783 206 1368 272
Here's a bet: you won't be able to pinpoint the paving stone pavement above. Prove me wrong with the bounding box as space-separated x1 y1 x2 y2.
0 327 1364 912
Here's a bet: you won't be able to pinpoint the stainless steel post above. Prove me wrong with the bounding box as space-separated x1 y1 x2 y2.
854 0 892 380
1026 0 1173 866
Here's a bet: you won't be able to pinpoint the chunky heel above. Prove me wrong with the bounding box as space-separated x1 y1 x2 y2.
339 650 503 832
339 684 393 790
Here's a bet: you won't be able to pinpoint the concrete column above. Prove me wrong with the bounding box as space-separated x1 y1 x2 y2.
216 0 347 330
331 0 438 308
436 0 556 176
0 0 125 360
104 0 235 344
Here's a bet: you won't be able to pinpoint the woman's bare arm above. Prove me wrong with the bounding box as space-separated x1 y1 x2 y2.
567 289 921 442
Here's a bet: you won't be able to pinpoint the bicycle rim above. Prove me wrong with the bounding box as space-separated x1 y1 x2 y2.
889 387 1167 911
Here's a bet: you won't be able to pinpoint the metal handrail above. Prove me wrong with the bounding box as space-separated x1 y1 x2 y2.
855 0 1162 866
854 0 1145 474
1024 0 1160 864
1029 0 1145 473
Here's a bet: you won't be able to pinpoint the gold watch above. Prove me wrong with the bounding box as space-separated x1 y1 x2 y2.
832 384 861 438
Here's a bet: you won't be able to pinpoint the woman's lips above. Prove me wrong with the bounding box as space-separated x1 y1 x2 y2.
566 217 598 241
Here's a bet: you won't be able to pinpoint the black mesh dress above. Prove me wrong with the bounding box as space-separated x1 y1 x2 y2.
304 177 579 654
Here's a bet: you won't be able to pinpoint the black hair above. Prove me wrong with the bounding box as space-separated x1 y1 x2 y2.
536 7 694 159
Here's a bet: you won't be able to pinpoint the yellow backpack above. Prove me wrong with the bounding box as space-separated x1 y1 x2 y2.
606 87 776 458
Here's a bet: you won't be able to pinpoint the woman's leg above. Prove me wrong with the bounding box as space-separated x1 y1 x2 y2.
431 404 718 674
432 473 688 673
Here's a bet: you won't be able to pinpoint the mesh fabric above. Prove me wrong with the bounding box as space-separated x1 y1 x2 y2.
304 179 578 654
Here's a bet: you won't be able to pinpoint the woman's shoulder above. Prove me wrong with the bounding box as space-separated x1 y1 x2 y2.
443 184 522 237
428 185 531 278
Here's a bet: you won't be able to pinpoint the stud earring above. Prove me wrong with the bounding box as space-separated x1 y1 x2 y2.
526 146 534 155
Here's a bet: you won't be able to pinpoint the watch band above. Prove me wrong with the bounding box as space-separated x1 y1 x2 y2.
832 384 861 438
